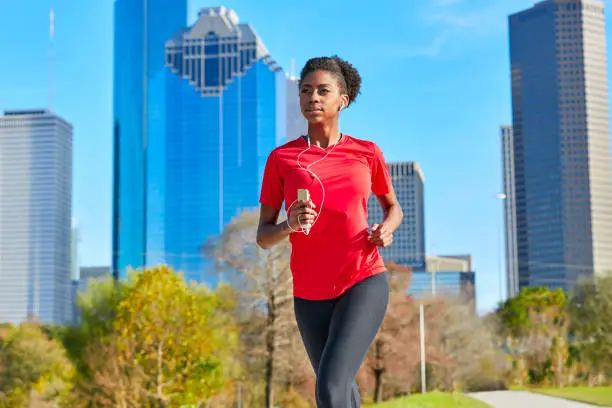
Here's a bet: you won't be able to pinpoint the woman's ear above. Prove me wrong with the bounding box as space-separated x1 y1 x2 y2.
339 95 349 111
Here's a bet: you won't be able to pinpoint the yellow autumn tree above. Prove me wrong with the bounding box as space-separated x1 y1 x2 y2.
113 265 238 407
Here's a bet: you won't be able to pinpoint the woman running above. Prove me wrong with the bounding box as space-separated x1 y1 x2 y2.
257 55 403 407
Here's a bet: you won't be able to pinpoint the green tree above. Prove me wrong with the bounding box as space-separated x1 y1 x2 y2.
113 265 237 407
568 274 612 384
0 323 74 407
78 273 126 338
496 287 568 386
42 274 128 384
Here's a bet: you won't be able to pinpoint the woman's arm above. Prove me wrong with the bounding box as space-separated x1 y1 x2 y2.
368 190 403 247
256 204 292 249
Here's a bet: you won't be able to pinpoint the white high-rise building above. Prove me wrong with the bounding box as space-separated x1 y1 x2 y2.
285 75 307 142
0 109 73 325
500 125 519 298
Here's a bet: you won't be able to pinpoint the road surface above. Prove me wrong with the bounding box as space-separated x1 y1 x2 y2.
470 391 607 408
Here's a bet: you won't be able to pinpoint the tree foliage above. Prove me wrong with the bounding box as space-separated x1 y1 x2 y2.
112 265 237 407
497 287 566 338
568 275 612 380
0 323 74 407
496 286 569 386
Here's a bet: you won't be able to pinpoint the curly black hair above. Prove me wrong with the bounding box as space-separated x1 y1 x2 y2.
299 55 362 107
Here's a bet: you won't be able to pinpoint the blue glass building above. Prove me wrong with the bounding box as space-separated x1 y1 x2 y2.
112 0 187 278
408 271 475 299
113 5 286 281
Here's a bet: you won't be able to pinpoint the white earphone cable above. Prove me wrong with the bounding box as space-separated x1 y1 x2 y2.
287 133 343 235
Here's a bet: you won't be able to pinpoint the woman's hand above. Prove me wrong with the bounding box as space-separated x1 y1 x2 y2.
368 223 393 247
288 200 317 231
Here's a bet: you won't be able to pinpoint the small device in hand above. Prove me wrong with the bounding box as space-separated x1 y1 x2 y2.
297 189 311 233
297 188 310 202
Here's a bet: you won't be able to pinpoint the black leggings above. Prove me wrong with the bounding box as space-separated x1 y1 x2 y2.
294 272 390 408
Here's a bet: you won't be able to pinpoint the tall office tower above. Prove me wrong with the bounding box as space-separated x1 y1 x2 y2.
112 0 188 279
0 109 73 325
509 0 612 291
500 125 519 298
113 5 287 281
285 75 307 142
368 161 425 267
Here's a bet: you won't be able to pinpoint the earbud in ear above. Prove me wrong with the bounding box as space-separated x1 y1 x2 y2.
339 101 346 111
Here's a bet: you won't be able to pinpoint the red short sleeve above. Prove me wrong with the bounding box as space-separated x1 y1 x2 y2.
259 150 284 209
371 143 392 196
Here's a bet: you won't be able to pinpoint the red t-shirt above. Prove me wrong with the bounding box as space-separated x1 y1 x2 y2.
259 135 393 300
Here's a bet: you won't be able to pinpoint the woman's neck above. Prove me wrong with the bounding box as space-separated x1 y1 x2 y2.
307 122 341 148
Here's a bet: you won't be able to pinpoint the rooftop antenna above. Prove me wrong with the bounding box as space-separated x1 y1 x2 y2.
49 8 54 112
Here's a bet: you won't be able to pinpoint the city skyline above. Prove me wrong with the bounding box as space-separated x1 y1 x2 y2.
509 0 612 292
3 0 612 313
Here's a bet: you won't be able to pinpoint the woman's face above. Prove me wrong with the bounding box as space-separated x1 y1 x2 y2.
299 70 348 124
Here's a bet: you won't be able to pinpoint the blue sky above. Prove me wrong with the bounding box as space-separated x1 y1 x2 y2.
2 0 612 313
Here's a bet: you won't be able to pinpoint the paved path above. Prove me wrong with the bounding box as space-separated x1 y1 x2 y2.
469 391 606 408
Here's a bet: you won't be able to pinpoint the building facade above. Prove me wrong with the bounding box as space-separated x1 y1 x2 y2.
285 75 307 142
409 255 475 301
0 109 72 325
500 125 519 298
78 266 112 294
112 0 188 279
113 5 287 282
509 0 612 292
368 161 425 268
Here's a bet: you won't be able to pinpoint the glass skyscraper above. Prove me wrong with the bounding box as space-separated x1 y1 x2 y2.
509 0 612 291
113 0 188 279
368 161 425 268
113 5 286 281
0 110 73 325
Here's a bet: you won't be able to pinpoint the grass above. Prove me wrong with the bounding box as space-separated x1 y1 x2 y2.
531 386 612 406
368 392 492 408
